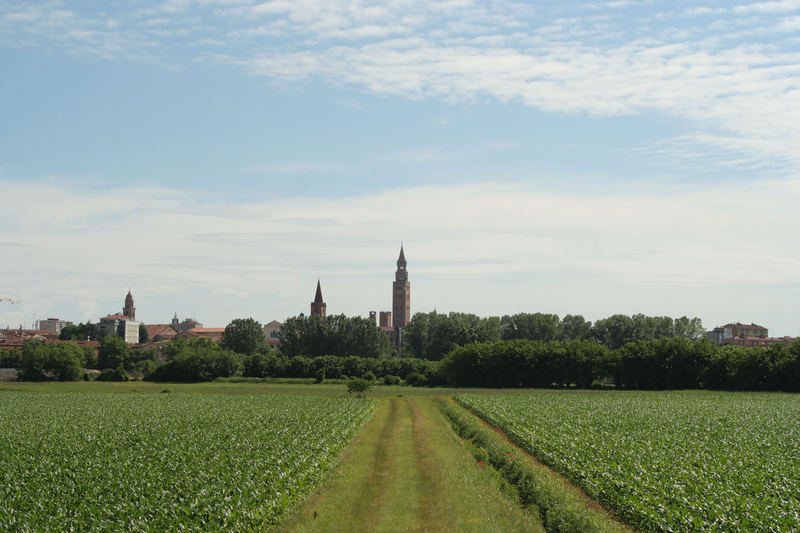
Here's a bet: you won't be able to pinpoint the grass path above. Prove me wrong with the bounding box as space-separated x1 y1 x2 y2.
279 396 543 532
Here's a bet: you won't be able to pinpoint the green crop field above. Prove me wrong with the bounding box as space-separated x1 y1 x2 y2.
457 391 800 532
0 390 373 531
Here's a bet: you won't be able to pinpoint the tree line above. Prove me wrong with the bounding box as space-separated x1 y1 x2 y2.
403 311 705 359
439 338 800 391
8 311 797 392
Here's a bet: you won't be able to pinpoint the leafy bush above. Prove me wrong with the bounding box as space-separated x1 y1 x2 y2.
346 378 371 397
97 366 128 382
382 374 401 385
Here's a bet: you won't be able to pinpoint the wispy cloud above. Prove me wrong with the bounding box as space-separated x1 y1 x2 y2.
3 1 800 171
1 177 798 332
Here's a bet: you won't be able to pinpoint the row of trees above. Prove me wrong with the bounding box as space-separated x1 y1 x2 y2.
439 338 800 391
60 321 150 344
1 337 157 382
403 312 705 360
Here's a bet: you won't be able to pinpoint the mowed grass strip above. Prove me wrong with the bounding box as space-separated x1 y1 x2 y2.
282 397 542 532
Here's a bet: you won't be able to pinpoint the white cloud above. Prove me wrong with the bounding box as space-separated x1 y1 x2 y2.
1 178 798 333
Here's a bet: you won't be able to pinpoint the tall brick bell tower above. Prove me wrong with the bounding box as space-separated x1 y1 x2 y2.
392 245 410 337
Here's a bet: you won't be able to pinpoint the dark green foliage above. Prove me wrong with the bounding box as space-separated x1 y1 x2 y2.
59 321 103 341
80 346 98 369
362 370 376 382
19 340 83 381
382 374 401 385
404 311 502 360
139 324 149 344
346 377 371 397
592 314 704 349
97 366 128 381
221 318 263 355
146 338 243 382
0 348 21 368
439 338 800 392
98 337 130 370
279 314 389 358
313 368 325 383
501 312 561 342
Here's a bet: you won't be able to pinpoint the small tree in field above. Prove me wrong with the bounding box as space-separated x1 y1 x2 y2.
346 377 371 398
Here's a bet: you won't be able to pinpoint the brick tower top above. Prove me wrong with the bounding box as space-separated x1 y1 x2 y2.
123 290 135 320
310 280 327 318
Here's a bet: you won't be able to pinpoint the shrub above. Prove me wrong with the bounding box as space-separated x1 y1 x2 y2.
362 370 377 382
382 374 402 386
97 366 128 382
314 368 325 383
346 378 371 397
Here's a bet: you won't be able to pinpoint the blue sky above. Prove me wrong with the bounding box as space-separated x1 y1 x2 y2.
1 0 799 336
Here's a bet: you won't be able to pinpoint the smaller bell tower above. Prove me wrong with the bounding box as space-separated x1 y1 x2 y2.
123 290 136 320
310 280 327 318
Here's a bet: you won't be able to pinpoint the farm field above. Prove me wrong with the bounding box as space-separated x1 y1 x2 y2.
0 389 373 531
457 391 800 532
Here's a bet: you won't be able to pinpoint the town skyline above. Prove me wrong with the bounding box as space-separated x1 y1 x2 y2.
1 1 799 336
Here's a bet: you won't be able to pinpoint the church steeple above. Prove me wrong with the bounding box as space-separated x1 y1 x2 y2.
123 290 135 320
311 280 327 318
397 244 407 268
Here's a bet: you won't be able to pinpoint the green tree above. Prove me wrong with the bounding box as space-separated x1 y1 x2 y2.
501 313 561 342
47 343 85 381
20 340 49 380
404 311 502 360
60 321 103 341
19 341 83 381
278 314 388 358
221 318 263 355
139 324 149 344
98 336 130 370
559 314 592 341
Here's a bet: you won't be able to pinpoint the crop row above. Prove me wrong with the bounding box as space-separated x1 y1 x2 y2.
457 391 800 532
0 391 373 531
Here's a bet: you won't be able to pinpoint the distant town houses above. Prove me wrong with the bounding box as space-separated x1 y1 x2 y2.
706 322 796 347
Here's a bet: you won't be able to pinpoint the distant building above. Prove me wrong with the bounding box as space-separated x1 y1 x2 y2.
706 322 794 347
263 320 283 347
171 313 203 332
37 318 73 335
177 328 225 343
100 291 141 344
723 336 796 348
707 322 768 345
99 315 141 344
311 280 327 318
143 324 178 343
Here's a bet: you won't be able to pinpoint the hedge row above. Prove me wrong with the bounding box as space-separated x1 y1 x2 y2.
439 338 800 391
243 353 440 385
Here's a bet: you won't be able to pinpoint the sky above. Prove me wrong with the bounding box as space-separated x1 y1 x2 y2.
1 0 799 336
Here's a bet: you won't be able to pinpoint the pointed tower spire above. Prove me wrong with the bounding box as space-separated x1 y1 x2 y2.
397 243 406 268
314 279 324 303
311 279 327 318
